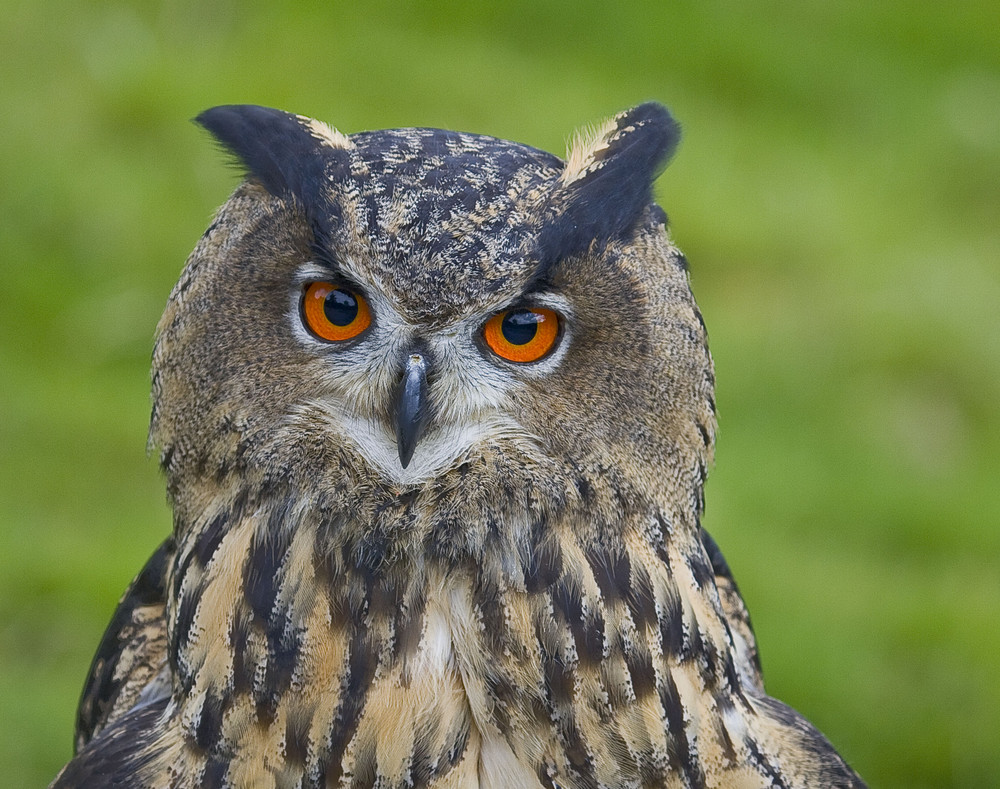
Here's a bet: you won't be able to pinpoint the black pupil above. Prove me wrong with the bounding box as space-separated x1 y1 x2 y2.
501 310 540 345
324 288 358 326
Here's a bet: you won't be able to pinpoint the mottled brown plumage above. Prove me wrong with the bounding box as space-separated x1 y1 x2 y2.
53 104 865 788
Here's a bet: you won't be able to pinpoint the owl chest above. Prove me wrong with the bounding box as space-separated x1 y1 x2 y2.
342 584 545 788
176 577 539 787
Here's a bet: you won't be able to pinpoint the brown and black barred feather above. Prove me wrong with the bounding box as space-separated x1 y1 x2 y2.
699 528 763 694
73 538 173 752
52 104 866 788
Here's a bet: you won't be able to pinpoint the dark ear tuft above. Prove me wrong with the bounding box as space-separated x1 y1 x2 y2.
195 105 349 206
597 102 680 181
538 102 680 264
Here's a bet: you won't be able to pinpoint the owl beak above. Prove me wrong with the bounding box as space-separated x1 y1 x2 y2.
394 352 430 469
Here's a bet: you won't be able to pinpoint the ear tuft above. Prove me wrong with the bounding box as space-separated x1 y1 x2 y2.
562 102 679 187
195 105 351 203
539 103 680 264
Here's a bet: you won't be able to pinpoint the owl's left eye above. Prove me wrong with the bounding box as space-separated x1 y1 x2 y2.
302 281 372 342
482 307 560 363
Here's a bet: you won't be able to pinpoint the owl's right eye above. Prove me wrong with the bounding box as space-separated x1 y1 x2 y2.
302 281 372 342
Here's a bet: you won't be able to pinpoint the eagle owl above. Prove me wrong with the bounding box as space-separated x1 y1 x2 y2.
52 104 865 788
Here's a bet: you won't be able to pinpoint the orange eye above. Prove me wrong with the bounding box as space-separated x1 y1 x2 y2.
483 307 560 363
302 281 371 342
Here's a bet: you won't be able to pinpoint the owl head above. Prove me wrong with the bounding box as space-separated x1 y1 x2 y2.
150 104 714 538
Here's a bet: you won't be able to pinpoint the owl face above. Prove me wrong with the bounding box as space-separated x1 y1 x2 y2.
151 105 714 514
288 259 575 481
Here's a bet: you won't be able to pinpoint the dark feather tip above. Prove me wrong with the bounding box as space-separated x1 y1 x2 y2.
538 102 681 264
195 104 341 204
608 101 681 179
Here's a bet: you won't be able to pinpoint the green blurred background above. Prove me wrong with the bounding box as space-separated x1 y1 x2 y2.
2 1 998 786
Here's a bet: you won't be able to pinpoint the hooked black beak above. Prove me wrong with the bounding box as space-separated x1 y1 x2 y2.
394 353 430 468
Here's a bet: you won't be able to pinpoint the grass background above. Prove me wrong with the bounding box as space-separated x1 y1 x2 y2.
2 1 998 786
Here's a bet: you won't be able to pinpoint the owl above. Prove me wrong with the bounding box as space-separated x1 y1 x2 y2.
52 103 865 788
